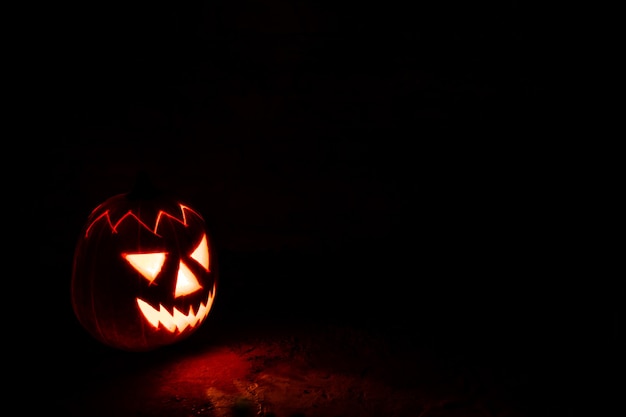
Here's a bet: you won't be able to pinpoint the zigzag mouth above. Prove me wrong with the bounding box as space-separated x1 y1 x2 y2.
136 285 216 333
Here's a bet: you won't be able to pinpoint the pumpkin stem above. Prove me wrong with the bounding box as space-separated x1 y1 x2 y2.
129 171 160 200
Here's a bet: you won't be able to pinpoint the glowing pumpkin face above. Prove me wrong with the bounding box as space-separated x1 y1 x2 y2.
71 191 217 351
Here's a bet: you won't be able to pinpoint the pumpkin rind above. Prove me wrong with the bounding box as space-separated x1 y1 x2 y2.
71 192 217 351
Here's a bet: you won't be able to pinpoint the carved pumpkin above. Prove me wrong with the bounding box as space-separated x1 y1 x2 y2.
71 178 217 351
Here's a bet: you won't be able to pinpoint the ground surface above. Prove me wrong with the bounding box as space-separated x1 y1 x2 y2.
44 321 530 417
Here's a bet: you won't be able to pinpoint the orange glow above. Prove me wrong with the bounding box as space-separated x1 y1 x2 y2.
124 232 213 331
191 234 210 271
136 284 216 332
175 261 203 297
123 253 167 283
85 204 203 238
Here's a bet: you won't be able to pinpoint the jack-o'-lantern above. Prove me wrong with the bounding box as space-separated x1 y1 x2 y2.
71 177 218 351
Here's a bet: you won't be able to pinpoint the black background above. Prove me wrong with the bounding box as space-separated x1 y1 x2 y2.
10 1 619 414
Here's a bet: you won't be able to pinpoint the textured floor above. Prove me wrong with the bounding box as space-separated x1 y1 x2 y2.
41 320 534 417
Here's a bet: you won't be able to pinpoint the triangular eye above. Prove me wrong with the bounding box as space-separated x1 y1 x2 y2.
175 261 203 297
124 253 167 283
190 234 210 271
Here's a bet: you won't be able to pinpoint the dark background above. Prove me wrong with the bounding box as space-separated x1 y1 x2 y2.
12 1 618 415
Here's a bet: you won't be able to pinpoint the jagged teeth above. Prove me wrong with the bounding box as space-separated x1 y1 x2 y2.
136 287 215 333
